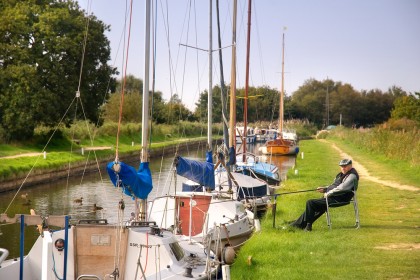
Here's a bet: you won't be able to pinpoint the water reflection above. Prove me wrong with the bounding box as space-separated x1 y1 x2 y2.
0 142 295 259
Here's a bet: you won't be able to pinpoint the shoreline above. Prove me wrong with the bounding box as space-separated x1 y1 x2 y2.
0 139 208 193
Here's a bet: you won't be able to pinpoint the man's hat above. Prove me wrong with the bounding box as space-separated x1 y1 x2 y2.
339 159 352 166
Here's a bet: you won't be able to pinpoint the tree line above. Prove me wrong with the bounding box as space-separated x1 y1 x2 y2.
1 0 418 142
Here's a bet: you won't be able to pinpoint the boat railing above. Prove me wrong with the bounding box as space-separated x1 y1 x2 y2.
77 219 108 225
0 248 9 265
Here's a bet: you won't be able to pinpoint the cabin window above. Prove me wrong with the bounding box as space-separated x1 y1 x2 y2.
169 242 185 261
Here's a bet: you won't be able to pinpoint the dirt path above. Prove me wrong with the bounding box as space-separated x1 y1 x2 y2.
321 140 419 192
1 147 112 159
2 152 43 159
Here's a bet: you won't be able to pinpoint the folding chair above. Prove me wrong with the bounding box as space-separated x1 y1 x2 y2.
325 189 360 230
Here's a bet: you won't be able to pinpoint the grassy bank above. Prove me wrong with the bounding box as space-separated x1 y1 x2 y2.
230 139 419 279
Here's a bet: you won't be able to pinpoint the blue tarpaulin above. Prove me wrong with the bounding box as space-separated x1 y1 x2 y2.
107 161 153 199
175 155 215 190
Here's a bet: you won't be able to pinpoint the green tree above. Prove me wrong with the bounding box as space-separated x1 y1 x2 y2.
167 94 195 124
194 86 223 123
391 92 420 125
0 0 116 140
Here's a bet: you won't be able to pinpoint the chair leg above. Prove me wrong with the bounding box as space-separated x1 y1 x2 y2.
353 195 360 229
325 197 332 230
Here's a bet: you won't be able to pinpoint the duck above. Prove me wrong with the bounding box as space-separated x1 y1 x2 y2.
93 203 103 211
21 193 29 199
74 197 83 203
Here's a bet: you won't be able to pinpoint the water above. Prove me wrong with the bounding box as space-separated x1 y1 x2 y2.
0 142 295 259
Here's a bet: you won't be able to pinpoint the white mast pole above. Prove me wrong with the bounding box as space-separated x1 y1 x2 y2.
208 0 213 150
137 0 151 222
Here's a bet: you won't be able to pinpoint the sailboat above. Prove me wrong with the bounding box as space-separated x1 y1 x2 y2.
234 0 281 186
148 0 254 259
0 1 218 279
259 30 299 156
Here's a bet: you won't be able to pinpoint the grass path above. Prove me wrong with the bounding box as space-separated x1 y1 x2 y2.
230 139 419 280
321 139 419 191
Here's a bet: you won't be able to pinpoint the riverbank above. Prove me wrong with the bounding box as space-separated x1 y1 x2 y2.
0 138 211 193
230 138 419 279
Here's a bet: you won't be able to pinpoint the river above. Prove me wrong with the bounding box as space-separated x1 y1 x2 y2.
0 142 295 259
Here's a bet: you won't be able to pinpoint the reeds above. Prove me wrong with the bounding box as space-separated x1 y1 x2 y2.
330 126 419 167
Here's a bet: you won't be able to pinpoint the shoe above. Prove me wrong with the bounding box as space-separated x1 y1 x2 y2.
304 223 312 232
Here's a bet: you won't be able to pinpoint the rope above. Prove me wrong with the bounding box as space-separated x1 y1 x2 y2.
4 97 77 214
115 0 134 162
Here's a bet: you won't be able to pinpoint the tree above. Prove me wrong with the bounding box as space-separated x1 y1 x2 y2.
0 0 116 140
391 92 420 125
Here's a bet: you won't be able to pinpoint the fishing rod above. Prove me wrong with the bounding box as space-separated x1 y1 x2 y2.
275 188 319 196
270 188 320 229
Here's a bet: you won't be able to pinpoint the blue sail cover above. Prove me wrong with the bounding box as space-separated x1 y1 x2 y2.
176 155 215 190
228 146 236 166
107 161 153 199
206 150 213 164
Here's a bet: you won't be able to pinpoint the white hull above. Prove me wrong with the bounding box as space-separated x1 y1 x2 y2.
0 216 217 280
148 193 254 258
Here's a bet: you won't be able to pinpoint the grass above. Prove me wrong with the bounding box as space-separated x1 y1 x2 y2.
230 139 420 280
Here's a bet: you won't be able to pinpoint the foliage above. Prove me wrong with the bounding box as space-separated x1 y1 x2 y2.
101 92 142 123
101 76 194 124
290 79 400 128
390 92 420 125
328 126 419 167
0 0 116 140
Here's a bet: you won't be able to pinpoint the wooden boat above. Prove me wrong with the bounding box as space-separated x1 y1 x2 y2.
260 30 299 156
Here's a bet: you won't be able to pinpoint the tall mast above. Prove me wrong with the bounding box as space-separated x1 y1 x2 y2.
243 0 251 162
216 0 229 148
208 0 213 150
138 0 151 221
279 31 285 133
228 0 237 149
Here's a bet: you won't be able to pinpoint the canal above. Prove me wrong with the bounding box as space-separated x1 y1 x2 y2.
0 142 296 259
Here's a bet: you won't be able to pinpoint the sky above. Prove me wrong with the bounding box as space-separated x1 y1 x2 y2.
78 0 420 110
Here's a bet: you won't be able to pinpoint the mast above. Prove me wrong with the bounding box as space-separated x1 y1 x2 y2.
138 0 151 221
208 0 213 150
228 0 237 149
216 0 229 148
243 0 251 162
279 30 285 133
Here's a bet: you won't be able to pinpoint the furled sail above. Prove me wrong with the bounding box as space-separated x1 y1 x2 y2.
107 161 153 199
175 151 215 189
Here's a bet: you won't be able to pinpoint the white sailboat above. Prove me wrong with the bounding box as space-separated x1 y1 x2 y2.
149 0 254 260
0 1 218 279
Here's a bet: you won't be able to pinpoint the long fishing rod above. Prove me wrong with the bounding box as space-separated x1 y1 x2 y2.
270 188 319 229
275 188 319 196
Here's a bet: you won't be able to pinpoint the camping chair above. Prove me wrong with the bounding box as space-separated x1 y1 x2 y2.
325 189 360 230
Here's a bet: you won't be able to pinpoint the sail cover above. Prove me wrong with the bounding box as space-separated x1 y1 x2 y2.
107 161 153 199
175 153 215 190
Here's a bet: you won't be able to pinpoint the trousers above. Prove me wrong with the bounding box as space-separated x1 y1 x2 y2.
290 193 352 229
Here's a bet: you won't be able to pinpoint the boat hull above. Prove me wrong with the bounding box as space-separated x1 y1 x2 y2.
0 220 217 280
259 138 299 155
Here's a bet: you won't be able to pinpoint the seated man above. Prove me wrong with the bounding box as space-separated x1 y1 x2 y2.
290 159 359 231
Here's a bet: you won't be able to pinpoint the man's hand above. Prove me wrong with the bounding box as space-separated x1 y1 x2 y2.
316 186 327 193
